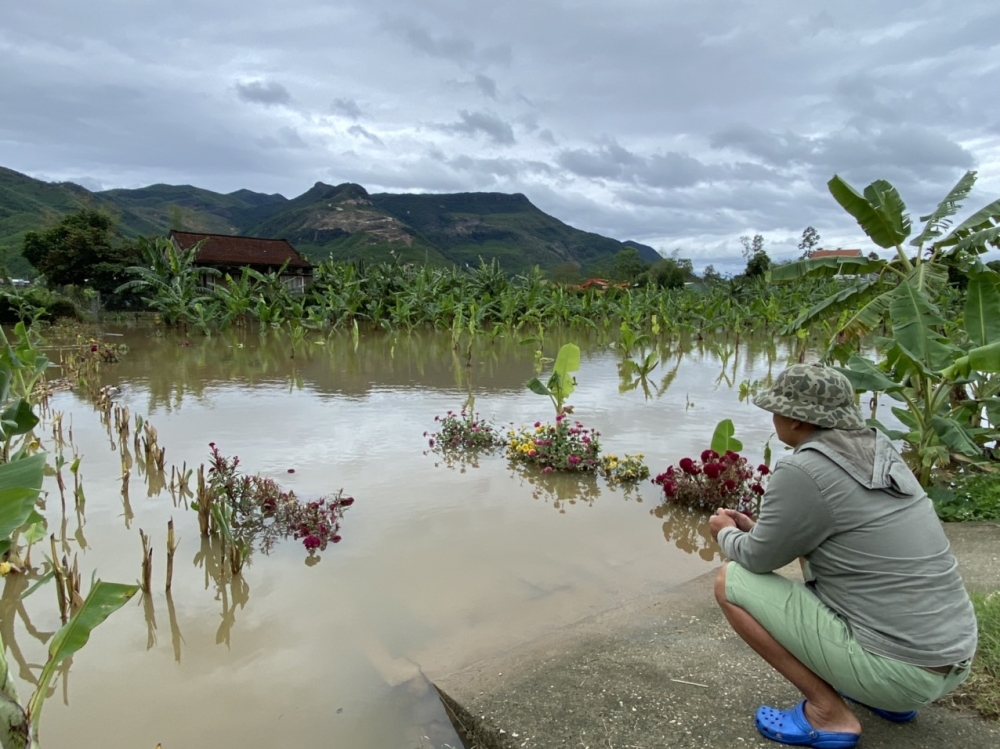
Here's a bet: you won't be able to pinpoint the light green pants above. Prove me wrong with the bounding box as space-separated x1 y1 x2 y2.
724 562 971 713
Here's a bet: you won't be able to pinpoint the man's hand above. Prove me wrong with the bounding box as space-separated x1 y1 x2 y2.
721 508 756 532
708 508 756 541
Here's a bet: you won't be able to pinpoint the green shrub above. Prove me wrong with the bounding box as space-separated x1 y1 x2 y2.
930 473 1000 522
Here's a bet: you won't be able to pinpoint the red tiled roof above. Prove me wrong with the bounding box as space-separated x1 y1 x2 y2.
811 249 863 258
170 231 312 269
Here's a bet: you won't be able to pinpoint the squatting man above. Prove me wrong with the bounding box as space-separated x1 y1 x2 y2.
708 363 976 749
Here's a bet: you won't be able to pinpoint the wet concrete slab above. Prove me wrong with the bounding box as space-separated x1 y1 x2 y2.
437 523 1000 749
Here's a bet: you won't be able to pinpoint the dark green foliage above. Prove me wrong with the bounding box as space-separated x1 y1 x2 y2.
611 248 649 284
930 473 1000 522
648 257 690 289
22 210 141 300
744 250 771 278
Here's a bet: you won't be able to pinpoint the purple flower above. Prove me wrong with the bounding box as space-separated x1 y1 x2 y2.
303 535 321 551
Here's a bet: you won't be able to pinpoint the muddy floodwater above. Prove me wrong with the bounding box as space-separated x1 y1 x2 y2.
14 327 792 748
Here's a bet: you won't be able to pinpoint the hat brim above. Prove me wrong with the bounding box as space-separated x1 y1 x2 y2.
753 388 866 430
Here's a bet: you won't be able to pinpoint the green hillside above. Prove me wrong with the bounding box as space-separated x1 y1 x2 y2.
0 166 663 276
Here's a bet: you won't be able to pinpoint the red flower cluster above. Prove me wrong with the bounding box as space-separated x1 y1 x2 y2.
205 443 355 556
652 449 770 517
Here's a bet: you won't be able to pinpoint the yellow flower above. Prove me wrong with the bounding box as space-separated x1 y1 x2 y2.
0 562 11 576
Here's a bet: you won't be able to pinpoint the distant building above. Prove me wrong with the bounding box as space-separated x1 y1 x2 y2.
810 249 862 259
169 231 313 292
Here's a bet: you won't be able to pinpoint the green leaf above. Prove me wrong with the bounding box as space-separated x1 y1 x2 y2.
710 419 744 455
867 418 907 441
964 270 1000 347
0 453 46 555
839 356 902 393
778 278 878 336
943 341 1000 380
828 175 910 249
28 580 139 725
838 286 898 338
549 343 581 403
890 406 919 431
526 378 551 397
0 399 39 439
863 180 912 241
937 196 1000 247
943 225 1000 258
889 281 957 373
911 170 977 248
930 416 982 457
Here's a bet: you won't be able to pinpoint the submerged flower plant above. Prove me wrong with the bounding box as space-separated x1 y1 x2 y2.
599 453 650 485
199 443 355 559
652 450 769 518
428 410 504 452
507 418 601 473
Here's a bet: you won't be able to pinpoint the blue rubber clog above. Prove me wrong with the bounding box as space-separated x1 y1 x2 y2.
838 692 917 723
755 701 860 748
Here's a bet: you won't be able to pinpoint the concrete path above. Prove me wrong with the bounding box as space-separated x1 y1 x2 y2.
436 523 1000 749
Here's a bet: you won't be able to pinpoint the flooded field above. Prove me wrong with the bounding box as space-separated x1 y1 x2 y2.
15 327 790 748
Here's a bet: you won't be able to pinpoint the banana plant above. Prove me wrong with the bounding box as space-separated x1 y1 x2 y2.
838 268 1000 484
0 328 137 747
771 170 1000 356
526 343 581 414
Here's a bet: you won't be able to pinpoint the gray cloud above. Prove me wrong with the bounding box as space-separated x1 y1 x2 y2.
441 110 515 145
348 124 383 145
235 80 292 107
331 98 363 119
474 74 497 99
1 0 997 267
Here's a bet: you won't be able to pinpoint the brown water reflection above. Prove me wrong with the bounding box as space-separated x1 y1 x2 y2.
20 325 801 748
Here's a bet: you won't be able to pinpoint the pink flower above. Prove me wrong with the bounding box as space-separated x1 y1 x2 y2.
528 449 537 457
662 480 677 498
752 483 765 495
534 421 541 427
758 464 770 475
303 535 321 551
725 451 740 462
679 457 696 474
568 455 581 464
701 449 719 463
724 479 737 492
543 466 553 473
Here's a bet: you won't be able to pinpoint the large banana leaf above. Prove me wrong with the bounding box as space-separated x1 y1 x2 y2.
964 270 1000 347
942 225 1000 257
910 170 977 248
0 399 39 440
778 279 878 336
769 257 884 282
937 197 1000 246
27 581 139 727
550 343 580 401
930 416 982 457
839 286 897 338
889 282 957 373
829 175 911 249
864 180 912 241
0 454 45 557
942 340 1000 380
839 356 903 393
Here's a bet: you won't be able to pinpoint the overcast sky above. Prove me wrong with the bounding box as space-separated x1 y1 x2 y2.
3 1 999 272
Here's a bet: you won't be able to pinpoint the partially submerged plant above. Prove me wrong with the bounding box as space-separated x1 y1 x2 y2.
507 415 601 473
653 449 769 518
599 453 650 485
192 443 355 570
526 342 580 415
426 410 504 451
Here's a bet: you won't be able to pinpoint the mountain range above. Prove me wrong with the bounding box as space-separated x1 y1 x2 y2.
0 166 662 277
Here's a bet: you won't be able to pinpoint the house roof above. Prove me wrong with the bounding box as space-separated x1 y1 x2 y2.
811 249 863 258
169 231 312 269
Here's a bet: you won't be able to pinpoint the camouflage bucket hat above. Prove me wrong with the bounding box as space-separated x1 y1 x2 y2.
752 363 865 430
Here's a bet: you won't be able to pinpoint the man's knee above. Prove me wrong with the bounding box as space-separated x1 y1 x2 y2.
714 563 730 606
